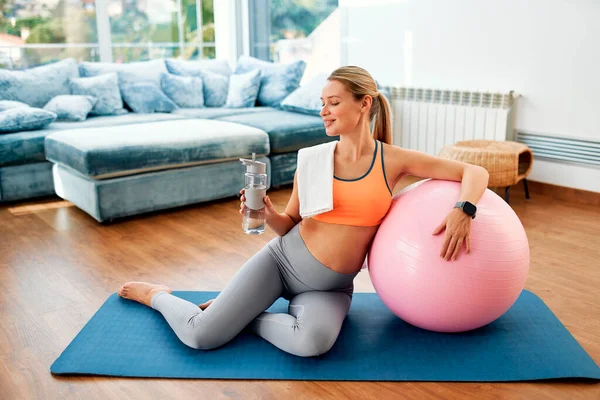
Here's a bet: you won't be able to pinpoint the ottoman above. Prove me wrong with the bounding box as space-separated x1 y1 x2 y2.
438 140 534 203
45 119 270 222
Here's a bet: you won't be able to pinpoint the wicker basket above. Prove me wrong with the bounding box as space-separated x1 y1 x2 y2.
438 140 533 187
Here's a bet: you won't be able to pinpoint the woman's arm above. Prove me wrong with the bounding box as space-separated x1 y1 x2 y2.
386 146 489 204
391 147 490 261
266 208 298 237
265 171 303 236
394 147 489 203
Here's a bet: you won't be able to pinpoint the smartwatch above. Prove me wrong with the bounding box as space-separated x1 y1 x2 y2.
455 201 477 219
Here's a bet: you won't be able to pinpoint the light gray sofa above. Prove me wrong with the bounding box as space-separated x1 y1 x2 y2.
0 57 334 221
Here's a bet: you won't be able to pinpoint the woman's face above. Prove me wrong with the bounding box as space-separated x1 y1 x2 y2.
320 80 364 137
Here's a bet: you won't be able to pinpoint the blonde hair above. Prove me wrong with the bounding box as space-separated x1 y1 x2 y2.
327 66 392 145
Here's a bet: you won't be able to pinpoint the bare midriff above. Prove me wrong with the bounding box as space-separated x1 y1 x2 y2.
298 217 379 274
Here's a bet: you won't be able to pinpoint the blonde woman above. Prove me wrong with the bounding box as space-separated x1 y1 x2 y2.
118 66 489 357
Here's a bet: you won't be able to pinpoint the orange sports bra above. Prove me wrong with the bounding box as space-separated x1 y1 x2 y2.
312 139 393 227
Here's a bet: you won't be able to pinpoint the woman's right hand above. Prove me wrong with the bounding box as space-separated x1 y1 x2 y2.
239 188 277 218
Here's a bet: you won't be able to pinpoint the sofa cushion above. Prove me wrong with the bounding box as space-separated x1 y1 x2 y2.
280 73 328 116
0 108 57 134
164 60 230 108
0 161 54 202
79 59 168 86
120 81 178 114
0 100 30 112
47 113 186 131
216 110 329 153
269 152 299 188
0 129 52 166
197 69 229 107
161 73 204 108
43 95 97 122
45 119 270 179
70 74 127 116
171 107 274 119
165 59 232 77
0 113 189 167
224 69 262 108
0 58 80 108
234 56 306 107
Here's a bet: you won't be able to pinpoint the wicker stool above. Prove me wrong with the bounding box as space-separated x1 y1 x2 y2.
438 140 534 203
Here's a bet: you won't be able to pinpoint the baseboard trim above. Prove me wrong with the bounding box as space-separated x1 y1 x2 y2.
393 176 599 207
511 180 600 207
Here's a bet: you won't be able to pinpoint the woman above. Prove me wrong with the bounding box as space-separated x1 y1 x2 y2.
118 66 489 357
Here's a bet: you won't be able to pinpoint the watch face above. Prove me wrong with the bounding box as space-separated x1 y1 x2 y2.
464 202 477 215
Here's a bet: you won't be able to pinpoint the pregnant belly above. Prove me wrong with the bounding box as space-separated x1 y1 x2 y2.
298 217 379 274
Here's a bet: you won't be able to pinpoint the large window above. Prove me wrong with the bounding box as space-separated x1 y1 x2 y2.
0 0 215 69
249 0 339 82
109 0 215 63
0 0 99 68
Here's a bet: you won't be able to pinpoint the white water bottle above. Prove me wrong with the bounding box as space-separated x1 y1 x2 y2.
240 153 267 234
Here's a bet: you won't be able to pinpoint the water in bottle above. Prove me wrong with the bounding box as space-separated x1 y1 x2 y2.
240 153 267 234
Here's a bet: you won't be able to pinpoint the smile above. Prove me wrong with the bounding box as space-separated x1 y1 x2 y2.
324 120 336 127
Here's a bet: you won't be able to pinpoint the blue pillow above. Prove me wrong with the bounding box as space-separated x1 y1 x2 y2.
0 58 80 108
70 73 127 116
0 100 30 112
280 73 328 116
0 107 57 134
163 59 231 107
43 95 98 122
120 82 178 114
160 73 204 108
165 59 232 77
225 70 262 108
196 69 229 107
234 55 306 107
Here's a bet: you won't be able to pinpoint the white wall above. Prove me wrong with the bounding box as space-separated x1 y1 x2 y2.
340 0 600 192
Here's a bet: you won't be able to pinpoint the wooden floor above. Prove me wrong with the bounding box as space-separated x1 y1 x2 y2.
1 182 599 400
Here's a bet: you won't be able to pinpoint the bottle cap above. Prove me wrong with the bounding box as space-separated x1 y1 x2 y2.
240 153 266 174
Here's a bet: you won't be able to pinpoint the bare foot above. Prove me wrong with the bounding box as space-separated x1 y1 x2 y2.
118 281 172 307
198 299 214 310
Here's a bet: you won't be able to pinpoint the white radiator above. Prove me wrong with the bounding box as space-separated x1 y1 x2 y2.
385 87 518 155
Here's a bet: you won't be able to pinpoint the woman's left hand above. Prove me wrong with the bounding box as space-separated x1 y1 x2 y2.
432 208 473 261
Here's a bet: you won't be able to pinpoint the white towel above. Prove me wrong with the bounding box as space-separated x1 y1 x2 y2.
297 140 338 219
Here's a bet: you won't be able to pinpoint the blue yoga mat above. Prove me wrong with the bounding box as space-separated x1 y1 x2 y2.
51 290 600 382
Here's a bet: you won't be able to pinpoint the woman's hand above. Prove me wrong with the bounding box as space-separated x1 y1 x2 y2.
432 208 473 261
239 189 246 215
239 189 278 221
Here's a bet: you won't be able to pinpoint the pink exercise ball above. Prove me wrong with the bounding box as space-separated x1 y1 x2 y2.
368 179 530 333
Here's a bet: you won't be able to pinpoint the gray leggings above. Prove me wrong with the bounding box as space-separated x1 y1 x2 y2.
150 224 358 357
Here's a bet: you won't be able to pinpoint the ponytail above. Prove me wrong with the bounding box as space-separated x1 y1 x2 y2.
371 91 392 145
